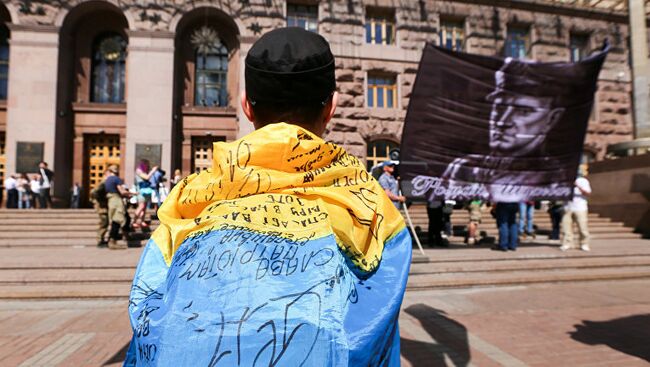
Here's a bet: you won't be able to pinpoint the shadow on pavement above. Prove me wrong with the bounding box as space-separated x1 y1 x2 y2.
103 341 131 366
569 314 650 362
401 304 471 367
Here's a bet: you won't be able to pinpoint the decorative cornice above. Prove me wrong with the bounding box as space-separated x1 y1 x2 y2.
7 23 59 33
126 29 175 39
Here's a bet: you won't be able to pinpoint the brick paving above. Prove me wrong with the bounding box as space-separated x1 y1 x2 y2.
0 279 647 366
400 279 650 367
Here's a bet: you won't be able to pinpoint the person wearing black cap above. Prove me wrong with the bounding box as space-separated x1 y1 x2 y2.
241 26 338 134
124 27 411 366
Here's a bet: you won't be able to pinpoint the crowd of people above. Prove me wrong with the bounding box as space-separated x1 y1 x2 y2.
2 161 54 209
90 160 182 249
377 160 593 252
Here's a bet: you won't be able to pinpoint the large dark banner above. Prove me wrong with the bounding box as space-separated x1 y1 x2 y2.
400 44 608 202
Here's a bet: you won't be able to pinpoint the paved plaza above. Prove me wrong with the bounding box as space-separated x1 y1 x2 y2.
0 279 648 366
1 234 649 366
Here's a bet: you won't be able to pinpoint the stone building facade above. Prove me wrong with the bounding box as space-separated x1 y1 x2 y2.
0 0 635 205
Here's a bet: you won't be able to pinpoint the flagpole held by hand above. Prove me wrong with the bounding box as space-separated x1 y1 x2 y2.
400 189 426 256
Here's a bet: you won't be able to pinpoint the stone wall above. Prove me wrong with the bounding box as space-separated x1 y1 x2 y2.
4 0 636 163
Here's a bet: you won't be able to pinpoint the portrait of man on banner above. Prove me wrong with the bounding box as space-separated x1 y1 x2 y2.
401 44 608 203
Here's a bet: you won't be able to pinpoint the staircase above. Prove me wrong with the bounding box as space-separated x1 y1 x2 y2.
403 204 641 244
0 209 153 299
0 207 647 300
0 208 157 247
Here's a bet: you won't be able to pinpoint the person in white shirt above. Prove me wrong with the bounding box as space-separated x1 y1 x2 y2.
30 175 41 208
560 170 592 251
16 173 30 209
38 162 54 208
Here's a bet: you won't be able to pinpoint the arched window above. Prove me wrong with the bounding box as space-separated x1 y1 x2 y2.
0 25 9 100
91 33 126 104
367 139 398 171
192 26 228 107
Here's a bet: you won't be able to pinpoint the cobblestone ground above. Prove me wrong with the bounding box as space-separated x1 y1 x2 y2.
0 279 648 366
399 279 650 367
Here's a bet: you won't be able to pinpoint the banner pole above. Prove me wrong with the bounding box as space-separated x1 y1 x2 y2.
400 190 426 257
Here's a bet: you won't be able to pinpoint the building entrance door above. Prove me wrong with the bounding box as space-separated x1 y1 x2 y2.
84 134 120 202
191 136 223 173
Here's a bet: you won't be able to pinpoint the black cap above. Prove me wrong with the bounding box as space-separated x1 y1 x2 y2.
245 27 335 104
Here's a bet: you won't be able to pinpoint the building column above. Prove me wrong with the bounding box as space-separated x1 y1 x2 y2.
629 0 650 139
124 31 175 185
237 41 254 138
5 25 59 177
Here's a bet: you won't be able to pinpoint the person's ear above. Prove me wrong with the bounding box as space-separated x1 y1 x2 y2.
323 91 338 125
241 90 255 124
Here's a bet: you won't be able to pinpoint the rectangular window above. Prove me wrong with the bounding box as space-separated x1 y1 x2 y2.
440 19 464 52
365 8 395 45
367 74 397 108
505 27 529 59
287 3 318 32
570 34 590 62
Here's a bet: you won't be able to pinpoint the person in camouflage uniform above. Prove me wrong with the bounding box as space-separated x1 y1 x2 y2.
90 169 109 248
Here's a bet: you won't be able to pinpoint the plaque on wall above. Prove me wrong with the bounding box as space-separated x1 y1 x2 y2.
16 142 44 173
135 144 162 168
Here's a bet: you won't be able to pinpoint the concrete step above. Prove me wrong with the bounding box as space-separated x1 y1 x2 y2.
0 225 102 232
0 283 131 299
0 224 160 233
0 231 98 239
409 255 650 275
0 238 100 247
0 218 102 225
0 238 152 247
0 247 142 268
0 268 136 284
406 265 650 290
0 209 96 213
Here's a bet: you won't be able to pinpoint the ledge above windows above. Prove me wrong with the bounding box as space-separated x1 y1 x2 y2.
181 105 237 117
72 102 127 114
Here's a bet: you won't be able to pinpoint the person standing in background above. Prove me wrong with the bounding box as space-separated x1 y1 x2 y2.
105 165 130 249
494 202 519 251
378 161 405 209
91 171 109 248
466 199 483 245
4 174 17 209
560 171 592 252
426 199 447 247
519 201 535 239
38 162 54 208
170 169 182 189
30 174 41 209
70 182 81 209
133 159 158 229
547 200 564 242
17 174 32 209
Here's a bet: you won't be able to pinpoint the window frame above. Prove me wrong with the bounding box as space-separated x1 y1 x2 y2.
569 33 590 62
439 18 465 52
193 38 229 108
366 73 398 109
286 2 319 32
505 26 530 59
90 32 127 104
365 8 396 45
0 25 9 101
366 139 399 171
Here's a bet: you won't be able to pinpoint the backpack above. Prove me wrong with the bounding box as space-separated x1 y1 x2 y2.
91 182 108 204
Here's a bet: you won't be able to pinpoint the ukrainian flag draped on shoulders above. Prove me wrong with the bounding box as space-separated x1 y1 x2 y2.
125 123 412 366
